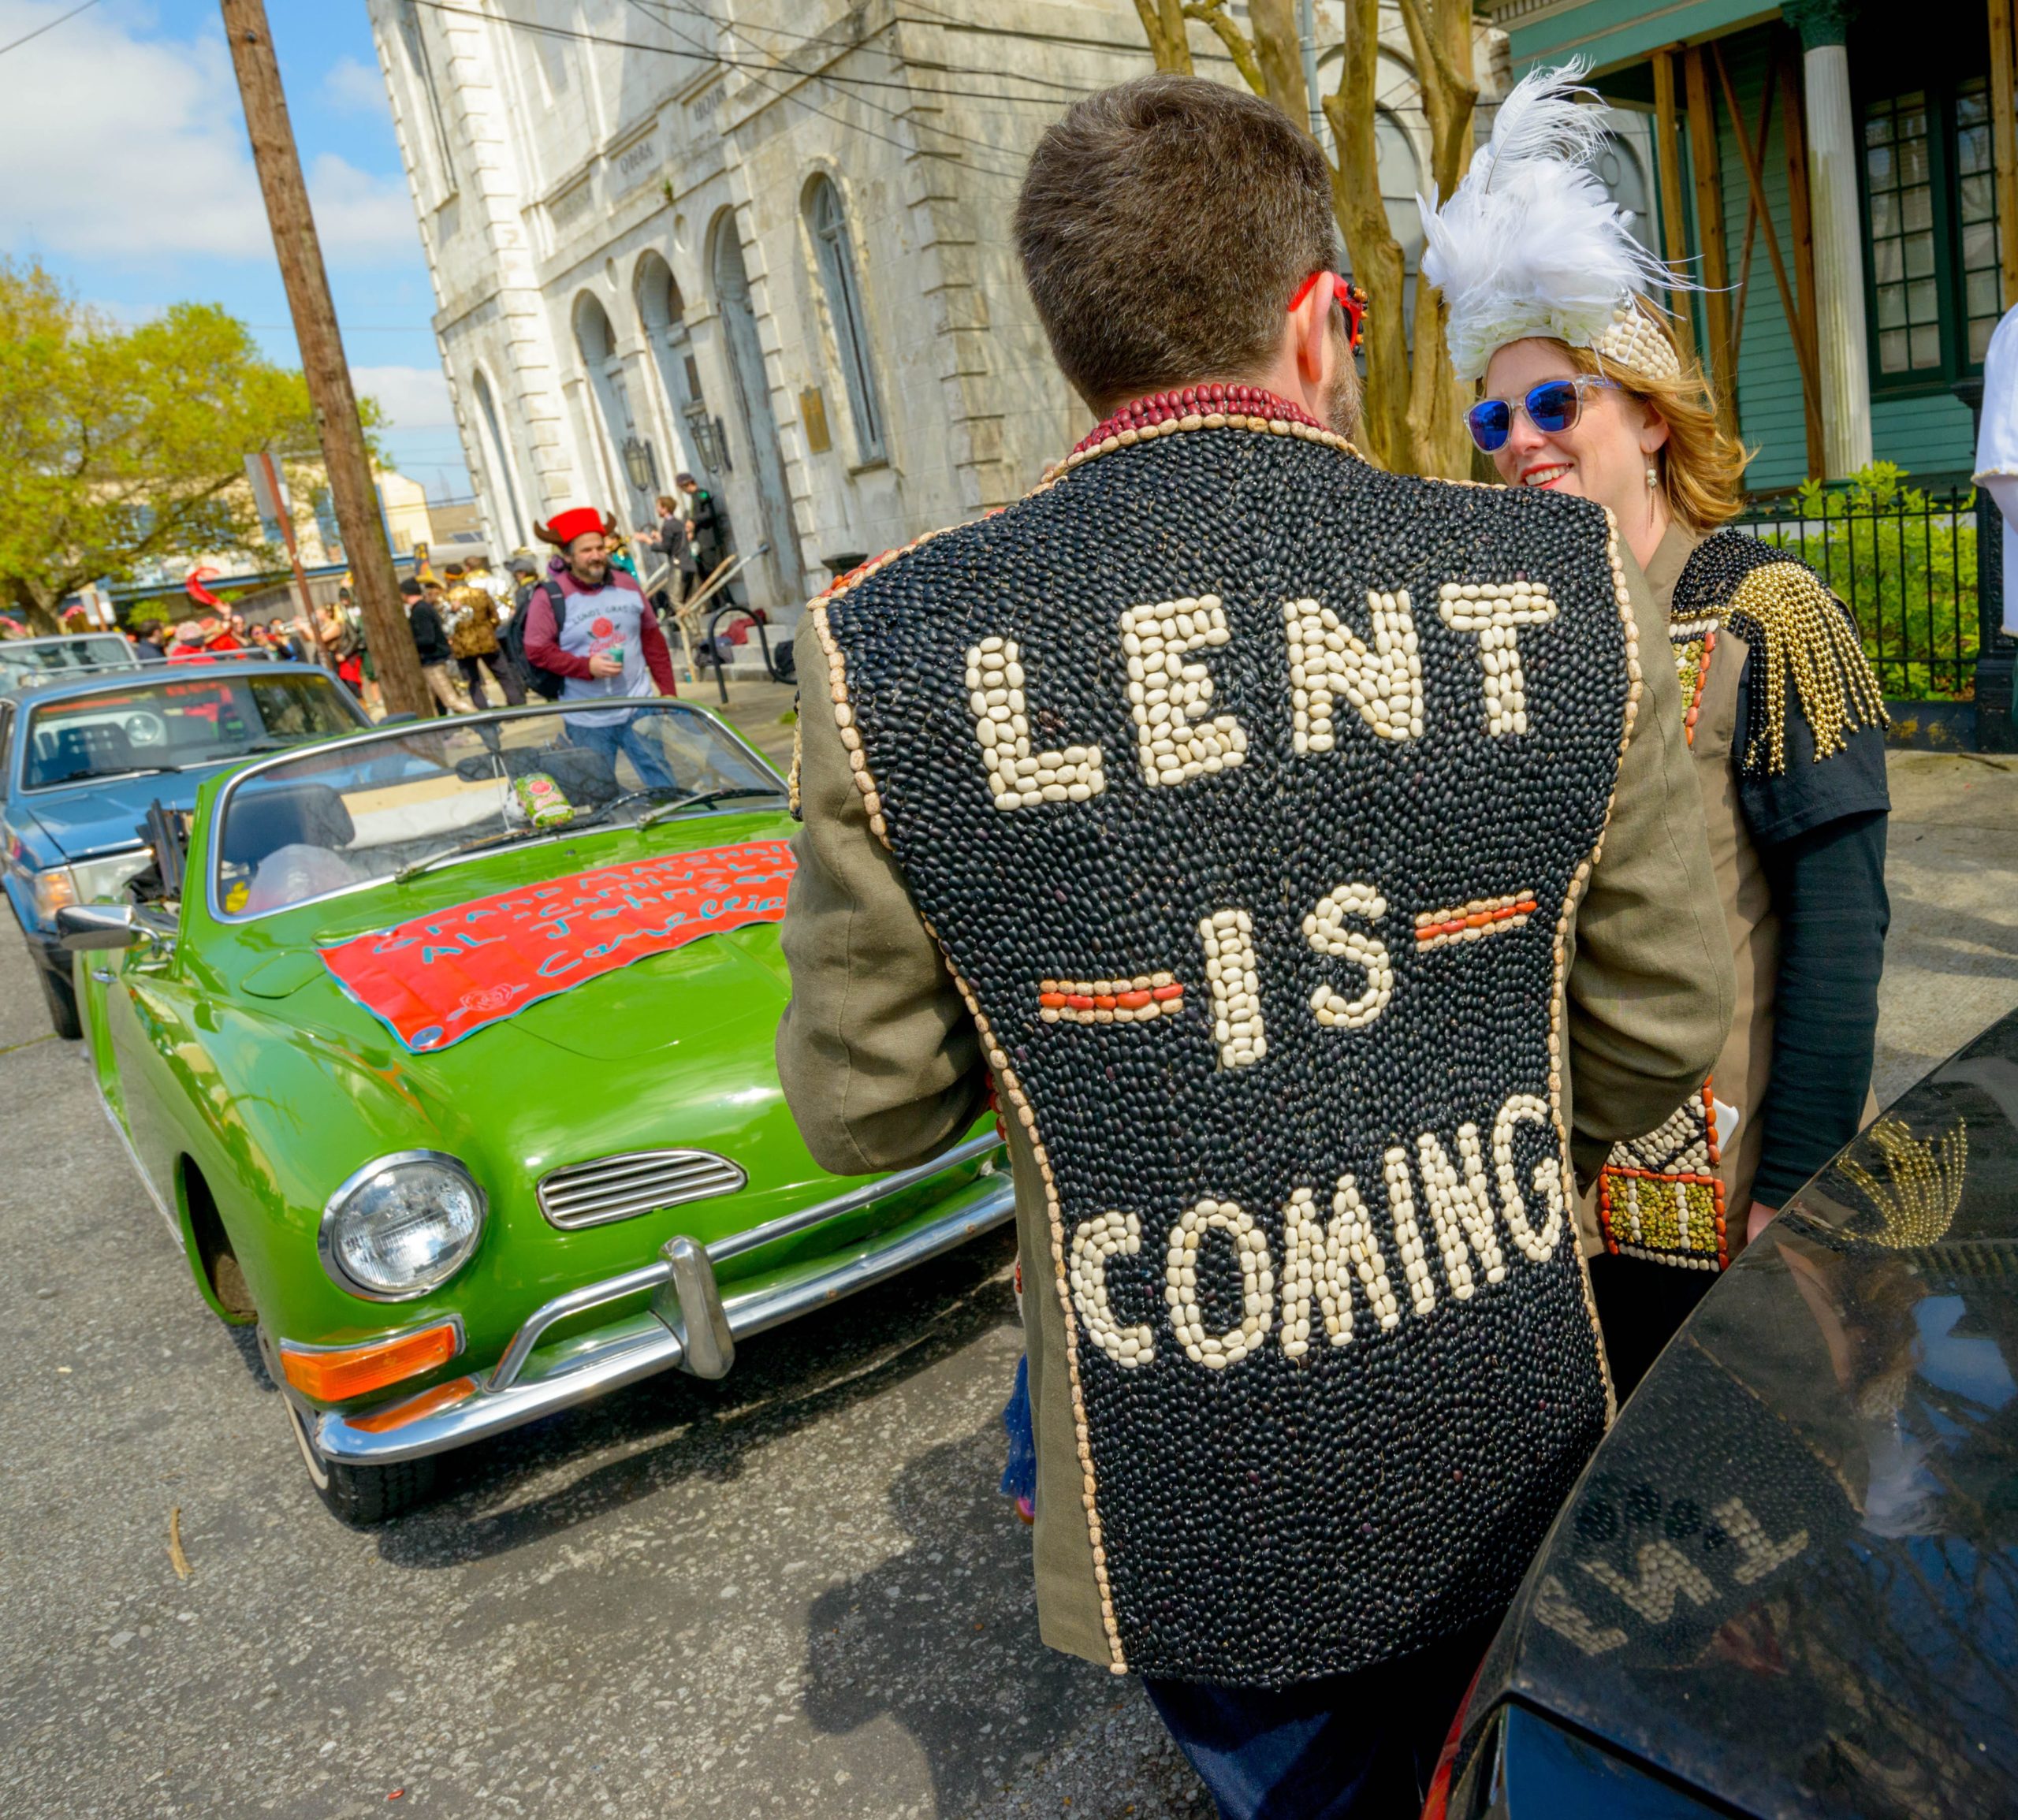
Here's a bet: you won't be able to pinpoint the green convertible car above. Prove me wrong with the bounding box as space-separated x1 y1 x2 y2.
64 700 1007 1522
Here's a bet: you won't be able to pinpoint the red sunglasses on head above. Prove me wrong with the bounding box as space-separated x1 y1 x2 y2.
1288 270 1368 350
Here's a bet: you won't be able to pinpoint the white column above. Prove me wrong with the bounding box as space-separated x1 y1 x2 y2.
1805 42 1875 477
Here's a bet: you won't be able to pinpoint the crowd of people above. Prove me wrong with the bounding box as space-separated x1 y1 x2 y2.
773 65 1893 1820
114 522 720 723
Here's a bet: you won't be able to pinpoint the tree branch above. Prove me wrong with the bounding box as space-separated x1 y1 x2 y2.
1395 0 1476 119
1182 2 1265 96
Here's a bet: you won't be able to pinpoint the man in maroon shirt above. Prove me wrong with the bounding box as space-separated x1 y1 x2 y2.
523 506 679 787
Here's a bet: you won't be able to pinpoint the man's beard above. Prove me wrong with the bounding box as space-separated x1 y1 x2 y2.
572 557 609 583
1324 363 1361 442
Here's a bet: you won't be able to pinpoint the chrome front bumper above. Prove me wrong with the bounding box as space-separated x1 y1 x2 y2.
314 1136 1013 1465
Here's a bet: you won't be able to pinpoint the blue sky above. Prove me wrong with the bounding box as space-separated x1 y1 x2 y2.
0 0 468 500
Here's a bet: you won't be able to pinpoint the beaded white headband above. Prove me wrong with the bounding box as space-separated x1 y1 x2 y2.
1592 304 1681 381
1421 62 1688 384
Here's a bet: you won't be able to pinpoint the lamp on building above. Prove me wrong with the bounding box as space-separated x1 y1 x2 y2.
620 434 658 495
684 408 723 477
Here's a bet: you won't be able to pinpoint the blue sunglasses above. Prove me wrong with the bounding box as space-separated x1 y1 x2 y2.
1465 377 1619 453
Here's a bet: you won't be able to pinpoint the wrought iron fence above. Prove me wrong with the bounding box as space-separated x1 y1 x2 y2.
1732 485 1979 701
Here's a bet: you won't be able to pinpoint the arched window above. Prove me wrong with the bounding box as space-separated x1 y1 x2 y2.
635 251 708 478
1312 50 1428 272
1592 131 1655 258
573 293 654 519
803 175 885 462
1374 110 1424 270
471 369 530 551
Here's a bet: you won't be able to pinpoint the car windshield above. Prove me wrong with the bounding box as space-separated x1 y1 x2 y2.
212 702 785 918
0 635 137 692
22 673 361 791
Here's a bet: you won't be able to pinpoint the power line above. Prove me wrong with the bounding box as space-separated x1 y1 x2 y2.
632 0 1099 99
418 0 1041 177
422 0 1015 179
0 0 102 59
250 322 439 334
620 0 1035 175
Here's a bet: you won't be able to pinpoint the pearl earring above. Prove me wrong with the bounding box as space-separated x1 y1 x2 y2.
1645 460 1659 492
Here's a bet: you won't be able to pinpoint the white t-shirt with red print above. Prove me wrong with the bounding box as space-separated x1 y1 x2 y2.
551 580 657 728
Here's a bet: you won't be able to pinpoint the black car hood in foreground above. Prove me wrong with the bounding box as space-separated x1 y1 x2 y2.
1468 1014 2018 1818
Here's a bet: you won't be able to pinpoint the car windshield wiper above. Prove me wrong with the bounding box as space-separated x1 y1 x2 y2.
40 763 184 787
393 823 556 884
636 786 785 828
389 781 702 884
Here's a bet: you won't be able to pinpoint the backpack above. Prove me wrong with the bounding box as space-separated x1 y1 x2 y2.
502 580 569 701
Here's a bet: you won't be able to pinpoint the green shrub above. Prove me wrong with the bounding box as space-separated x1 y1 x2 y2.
1746 463 1978 701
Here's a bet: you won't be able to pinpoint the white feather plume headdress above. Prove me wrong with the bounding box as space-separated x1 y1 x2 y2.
1420 61 1684 383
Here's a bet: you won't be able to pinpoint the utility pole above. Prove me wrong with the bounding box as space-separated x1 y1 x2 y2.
220 0 429 717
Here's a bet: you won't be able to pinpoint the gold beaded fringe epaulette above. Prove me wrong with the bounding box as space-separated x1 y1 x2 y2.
1672 531 1887 775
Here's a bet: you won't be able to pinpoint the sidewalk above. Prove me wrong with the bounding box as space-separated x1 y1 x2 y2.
706 675 799 773
1876 749 2018 1102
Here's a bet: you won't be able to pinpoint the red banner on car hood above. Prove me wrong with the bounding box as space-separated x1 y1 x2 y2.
319 839 796 1052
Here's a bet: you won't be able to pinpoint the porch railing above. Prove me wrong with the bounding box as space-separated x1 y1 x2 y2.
1731 485 1979 702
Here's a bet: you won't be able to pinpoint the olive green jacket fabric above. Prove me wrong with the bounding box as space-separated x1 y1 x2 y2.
775 543 1734 1669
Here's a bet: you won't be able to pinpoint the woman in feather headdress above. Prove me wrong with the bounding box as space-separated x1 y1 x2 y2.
1424 65 1893 1396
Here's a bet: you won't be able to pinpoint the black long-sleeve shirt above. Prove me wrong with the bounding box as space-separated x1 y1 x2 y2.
408 601 451 665
1737 668 1892 1207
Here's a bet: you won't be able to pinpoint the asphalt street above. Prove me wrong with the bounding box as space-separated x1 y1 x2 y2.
0 907 1209 1816
4 744 2013 1819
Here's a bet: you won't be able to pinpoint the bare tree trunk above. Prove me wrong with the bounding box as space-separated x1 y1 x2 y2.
10 578 58 635
1398 0 1479 481
1134 0 1193 72
1247 0 1309 122
1327 0 1414 472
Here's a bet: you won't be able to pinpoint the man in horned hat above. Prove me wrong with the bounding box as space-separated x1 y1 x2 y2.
523 505 679 785
775 73 1733 1817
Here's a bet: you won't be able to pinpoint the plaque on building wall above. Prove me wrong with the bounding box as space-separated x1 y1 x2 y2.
549 177 596 236
800 385 832 455
612 134 659 194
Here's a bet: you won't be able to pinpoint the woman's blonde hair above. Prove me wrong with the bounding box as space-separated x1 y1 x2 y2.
1556 308 1751 530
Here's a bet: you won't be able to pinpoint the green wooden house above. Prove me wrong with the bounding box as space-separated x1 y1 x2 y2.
1481 0 2018 492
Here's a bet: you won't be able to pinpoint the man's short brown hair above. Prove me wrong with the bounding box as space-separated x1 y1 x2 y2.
1015 74 1335 413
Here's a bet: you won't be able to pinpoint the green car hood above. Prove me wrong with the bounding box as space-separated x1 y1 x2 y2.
205 806 797 1071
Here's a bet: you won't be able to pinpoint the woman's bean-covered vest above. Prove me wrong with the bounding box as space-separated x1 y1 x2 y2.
813 418 1639 1684
1595 527 1886 1271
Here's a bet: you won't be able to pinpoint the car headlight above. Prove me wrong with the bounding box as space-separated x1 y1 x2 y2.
70 847 155 906
28 865 76 923
318 1152 486 1301
27 850 155 926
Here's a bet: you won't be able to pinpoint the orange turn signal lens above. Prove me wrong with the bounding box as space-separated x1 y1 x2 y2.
348 1375 478 1435
279 1321 461 1403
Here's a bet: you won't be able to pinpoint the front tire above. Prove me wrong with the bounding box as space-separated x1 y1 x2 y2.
284 1398 440 1525
35 953 81 1040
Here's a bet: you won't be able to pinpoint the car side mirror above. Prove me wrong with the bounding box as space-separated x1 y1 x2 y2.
57 903 142 951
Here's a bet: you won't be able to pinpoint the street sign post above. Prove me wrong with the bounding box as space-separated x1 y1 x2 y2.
244 449 326 656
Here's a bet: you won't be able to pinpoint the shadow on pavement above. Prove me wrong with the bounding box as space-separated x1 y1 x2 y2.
374 1227 1017 1569
802 1425 1133 1818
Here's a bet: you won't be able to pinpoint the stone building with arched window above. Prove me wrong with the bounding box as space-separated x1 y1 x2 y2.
366 0 1506 630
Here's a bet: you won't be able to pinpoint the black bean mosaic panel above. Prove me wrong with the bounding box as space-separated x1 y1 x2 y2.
821 426 1630 1684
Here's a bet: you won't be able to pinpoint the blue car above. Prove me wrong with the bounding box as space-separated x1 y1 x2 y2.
1 661 369 1036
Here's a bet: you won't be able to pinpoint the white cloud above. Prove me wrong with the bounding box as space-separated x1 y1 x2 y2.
352 363 457 433
322 54 389 117
0 3 419 265
306 154 423 264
